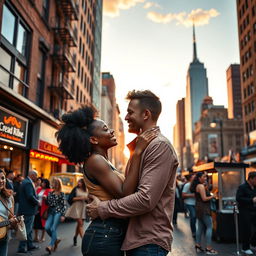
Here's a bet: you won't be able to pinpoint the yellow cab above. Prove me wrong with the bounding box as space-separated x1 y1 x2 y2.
50 172 84 194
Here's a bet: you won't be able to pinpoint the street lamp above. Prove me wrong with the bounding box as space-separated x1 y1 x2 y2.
210 119 224 158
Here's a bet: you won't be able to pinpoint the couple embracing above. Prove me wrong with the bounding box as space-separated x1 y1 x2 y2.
56 90 178 256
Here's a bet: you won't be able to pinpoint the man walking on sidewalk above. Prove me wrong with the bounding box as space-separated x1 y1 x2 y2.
17 170 40 253
236 171 256 255
87 90 178 256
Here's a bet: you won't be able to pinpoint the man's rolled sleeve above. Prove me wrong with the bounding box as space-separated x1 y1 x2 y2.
98 141 177 219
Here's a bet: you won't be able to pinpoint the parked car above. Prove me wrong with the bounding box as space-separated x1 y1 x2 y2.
50 172 84 195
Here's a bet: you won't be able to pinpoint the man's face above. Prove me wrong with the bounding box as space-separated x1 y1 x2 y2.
125 99 144 134
250 177 256 187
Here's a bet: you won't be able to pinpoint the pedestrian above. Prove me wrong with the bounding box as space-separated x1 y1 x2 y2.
45 177 66 254
34 178 51 242
5 169 14 191
236 171 256 255
190 172 217 255
65 178 88 246
0 168 19 256
35 177 42 191
173 180 182 225
56 104 156 256
13 174 24 215
182 173 196 237
86 90 178 256
17 170 40 254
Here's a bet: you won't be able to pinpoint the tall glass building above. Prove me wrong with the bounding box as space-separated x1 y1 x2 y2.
185 25 209 142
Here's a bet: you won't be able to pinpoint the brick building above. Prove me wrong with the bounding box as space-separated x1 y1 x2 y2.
0 0 103 177
236 0 256 165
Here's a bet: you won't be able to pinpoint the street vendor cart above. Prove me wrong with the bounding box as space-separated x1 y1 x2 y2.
193 162 249 242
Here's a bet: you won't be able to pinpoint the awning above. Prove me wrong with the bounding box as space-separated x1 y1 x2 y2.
244 157 256 163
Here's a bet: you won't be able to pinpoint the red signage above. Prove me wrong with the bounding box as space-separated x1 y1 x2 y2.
30 150 59 162
39 140 63 157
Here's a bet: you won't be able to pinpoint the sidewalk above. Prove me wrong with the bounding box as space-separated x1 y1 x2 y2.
8 215 239 256
170 214 237 256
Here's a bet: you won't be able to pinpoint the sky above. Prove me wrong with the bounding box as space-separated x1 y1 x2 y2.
101 0 240 144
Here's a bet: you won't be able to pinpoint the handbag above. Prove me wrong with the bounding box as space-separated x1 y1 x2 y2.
0 197 27 240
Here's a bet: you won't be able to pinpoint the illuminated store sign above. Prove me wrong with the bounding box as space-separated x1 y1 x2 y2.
0 106 28 147
30 150 59 162
39 140 63 156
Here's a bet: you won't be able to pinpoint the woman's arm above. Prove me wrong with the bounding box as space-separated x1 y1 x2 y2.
197 184 214 202
87 130 156 199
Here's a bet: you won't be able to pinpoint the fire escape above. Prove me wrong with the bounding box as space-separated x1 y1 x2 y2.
49 0 79 118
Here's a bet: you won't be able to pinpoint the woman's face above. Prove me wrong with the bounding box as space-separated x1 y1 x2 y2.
77 180 83 188
0 172 6 190
41 181 46 189
199 174 207 184
91 120 117 149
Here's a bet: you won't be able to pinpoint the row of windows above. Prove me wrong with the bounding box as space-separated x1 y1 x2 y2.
242 65 254 81
244 82 255 99
241 47 251 65
76 84 91 103
240 30 251 50
244 100 255 115
239 0 249 19
246 118 256 133
80 6 94 35
240 14 250 34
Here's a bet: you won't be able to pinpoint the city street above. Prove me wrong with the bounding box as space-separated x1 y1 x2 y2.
9 215 238 256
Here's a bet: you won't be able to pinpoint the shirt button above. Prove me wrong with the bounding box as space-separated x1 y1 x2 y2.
105 235 108 238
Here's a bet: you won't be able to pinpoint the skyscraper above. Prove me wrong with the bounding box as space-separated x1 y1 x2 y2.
185 24 209 142
173 98 186 169
226 64 242 119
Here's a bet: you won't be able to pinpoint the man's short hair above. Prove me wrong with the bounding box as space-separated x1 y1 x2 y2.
248 171 256 180
126 90 162 121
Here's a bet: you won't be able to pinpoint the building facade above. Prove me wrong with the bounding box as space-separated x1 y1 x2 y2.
226 64 242 119
194 100 244 162
0 0 103 177
236 0 256 165
173 98 185 170
101 72 126 172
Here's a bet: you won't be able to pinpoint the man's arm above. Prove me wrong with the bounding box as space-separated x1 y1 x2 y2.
236 185 254 206
24 183 39 206
98 141 178 219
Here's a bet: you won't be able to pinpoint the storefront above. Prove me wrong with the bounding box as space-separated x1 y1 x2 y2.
0 106 29 175
30 121 74 179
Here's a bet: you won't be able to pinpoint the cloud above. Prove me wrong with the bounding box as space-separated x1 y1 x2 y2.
147 8 220 27
143 2 161 9
103 0 146 17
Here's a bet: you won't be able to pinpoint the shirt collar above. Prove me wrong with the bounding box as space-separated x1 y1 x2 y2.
127 126 160 154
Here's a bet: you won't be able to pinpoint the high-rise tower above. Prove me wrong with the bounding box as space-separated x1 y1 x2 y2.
185 24 209 142
183 24 209 169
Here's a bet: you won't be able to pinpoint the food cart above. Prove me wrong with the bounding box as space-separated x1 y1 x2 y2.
193 162 249 242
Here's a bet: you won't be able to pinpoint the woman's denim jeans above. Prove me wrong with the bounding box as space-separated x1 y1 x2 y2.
45 212 61 247
0 236 8 256
196 214 213 246
126 244 168 256
185 204 196 235
82 218 127 256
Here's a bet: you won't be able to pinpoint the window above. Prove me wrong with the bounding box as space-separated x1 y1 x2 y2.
0 3 30 97
36 49 46 107
42 0 49 21
1 5 15 44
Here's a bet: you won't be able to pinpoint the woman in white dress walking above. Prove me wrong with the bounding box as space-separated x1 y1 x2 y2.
65 178 88 246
